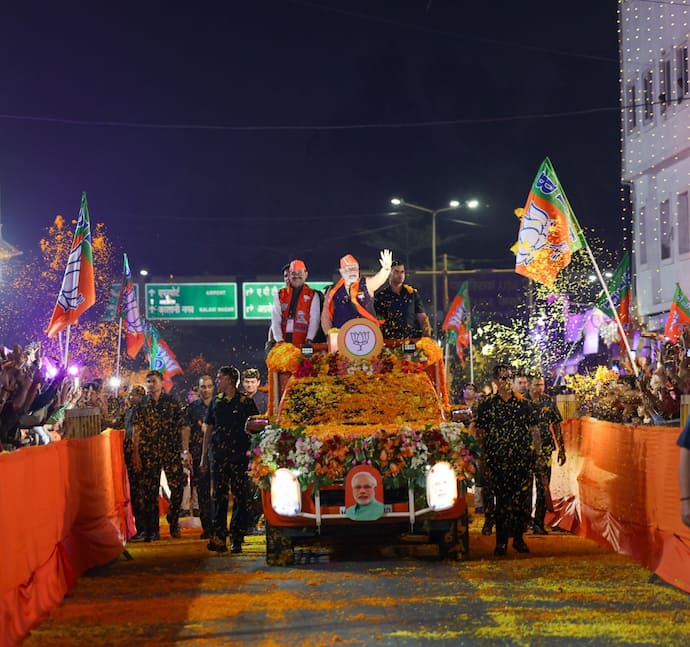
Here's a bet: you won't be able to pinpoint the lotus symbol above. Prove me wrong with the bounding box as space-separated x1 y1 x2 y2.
350 329 370 351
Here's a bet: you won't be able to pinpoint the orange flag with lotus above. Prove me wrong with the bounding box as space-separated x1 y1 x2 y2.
513 158 585 287
46 192 96 338
664 283 690 343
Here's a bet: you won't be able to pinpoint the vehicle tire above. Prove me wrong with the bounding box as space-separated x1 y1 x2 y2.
434 515 468 561
265 522 295 566
459 509 470 558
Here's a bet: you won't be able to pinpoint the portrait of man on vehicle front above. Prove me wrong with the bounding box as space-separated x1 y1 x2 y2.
345 468 385 521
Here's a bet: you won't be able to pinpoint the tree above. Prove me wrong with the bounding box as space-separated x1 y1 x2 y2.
0 214 121 380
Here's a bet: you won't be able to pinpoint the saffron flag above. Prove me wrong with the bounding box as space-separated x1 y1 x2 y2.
442 281 471 363
664 283 690 343
596 251 631 327
118 253 145 358
513 157 585 287
46 192 96 338
145 323 183 392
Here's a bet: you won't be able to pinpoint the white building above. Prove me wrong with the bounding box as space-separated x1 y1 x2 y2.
620 0 690 330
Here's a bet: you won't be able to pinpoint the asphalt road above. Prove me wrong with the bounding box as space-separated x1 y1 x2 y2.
24 516 690 647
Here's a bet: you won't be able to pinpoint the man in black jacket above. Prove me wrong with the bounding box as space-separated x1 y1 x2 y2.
200 366 258 554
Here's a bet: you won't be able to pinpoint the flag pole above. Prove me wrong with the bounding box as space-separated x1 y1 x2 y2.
581 242 637 376
469 329 475 385
63 325 71 368
562 193 637 377
553 339 580 387
115 315 123 380
115 253 125 381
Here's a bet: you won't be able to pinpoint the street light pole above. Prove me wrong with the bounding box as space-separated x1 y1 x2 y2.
391 198 478 335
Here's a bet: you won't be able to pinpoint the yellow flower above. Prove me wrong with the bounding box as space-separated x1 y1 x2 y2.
415 337 442 366
266 343 302 372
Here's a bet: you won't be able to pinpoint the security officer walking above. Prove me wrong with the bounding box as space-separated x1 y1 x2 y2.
200 366 258 554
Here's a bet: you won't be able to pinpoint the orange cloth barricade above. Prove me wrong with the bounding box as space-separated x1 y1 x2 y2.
0 429 129 646
547 417 690 593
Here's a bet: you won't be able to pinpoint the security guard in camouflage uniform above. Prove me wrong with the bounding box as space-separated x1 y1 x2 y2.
200 366 258 554
131 370 186 541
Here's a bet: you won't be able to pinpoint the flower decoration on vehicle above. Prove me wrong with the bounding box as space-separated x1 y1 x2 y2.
413 337 443 367
249 422 479 491
266 343 303 373
277 370 441 428
270 341 442 379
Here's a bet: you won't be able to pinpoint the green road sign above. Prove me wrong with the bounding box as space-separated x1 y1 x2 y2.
146 283 238 320
242 281 331 320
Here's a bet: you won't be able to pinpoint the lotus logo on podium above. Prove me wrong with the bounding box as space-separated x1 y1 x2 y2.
349 328 370 352
335 318 384 360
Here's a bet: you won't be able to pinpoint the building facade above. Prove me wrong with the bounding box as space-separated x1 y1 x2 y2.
620 0 690 330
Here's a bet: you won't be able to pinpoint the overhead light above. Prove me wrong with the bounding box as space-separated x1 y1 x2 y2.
466 199 480 209
426 461 458 512
270 468 302 516
449 200 460 208
390 197 403 206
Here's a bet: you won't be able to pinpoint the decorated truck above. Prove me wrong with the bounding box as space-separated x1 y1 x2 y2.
247 318 478 565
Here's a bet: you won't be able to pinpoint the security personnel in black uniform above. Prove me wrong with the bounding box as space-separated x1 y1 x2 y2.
375 260 432 339
200 365 258 554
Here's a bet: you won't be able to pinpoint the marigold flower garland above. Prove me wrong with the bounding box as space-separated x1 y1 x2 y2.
249 421 479 490
266 343 302 373
254 342 471 489
277 371 441 429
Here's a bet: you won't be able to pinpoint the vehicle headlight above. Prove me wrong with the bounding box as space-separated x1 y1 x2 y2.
426 461 458 512
270 468 302 516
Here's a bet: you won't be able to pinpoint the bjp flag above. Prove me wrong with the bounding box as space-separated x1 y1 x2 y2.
46 192 96 337
665 283 690 343
513 158 585 287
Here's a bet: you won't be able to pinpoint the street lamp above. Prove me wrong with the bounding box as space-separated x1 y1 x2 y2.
390 197 479 334
138 269 149 321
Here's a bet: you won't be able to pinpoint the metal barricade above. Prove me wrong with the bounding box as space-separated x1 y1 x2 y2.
555 394 578 421
63 407 102 439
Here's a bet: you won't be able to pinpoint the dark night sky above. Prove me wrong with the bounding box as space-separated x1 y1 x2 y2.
0 0 621 284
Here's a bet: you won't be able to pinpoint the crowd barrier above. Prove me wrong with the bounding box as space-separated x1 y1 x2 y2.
3 418 690 644
62 407 102 439
546 417 690 593
0 429 131 647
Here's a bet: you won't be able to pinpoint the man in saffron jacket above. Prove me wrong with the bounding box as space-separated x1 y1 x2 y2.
270 259 321 346
321 249 393 332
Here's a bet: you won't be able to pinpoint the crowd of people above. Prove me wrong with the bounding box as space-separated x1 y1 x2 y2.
0 343 126 451
115 239 430 553
268 249 432 348
6 248 689 558
0 338 272 554
122 366 267 553
1 248 436 555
